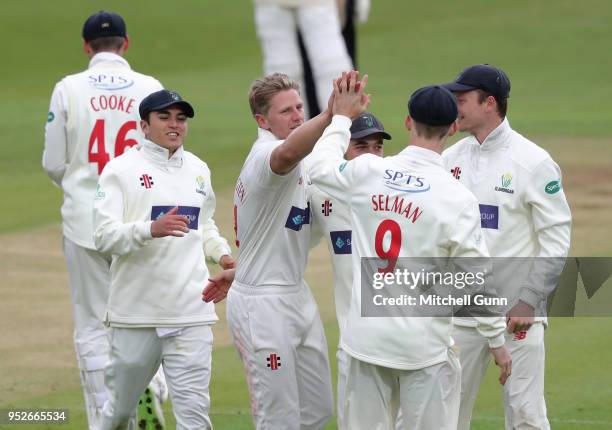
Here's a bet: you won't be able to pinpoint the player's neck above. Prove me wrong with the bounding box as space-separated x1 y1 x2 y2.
409 139 443 154
474 117 503 144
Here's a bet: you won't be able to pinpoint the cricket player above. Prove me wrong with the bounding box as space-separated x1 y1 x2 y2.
41 11 168 428
307 75 511 430
306 112 390 429
93 89 232 429
442 64 572 430
205 72 373 429
253 0 352 116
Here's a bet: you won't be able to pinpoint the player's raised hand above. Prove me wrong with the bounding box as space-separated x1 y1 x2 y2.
150 206 190 238
202 268 236 303
332 70 370 119
490 345 512 385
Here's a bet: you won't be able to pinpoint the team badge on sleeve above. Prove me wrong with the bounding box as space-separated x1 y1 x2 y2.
330 230 352 254
47 112 55 122
545 180 561 194
195 175 207 195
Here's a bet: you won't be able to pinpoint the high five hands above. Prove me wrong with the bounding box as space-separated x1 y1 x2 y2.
328 70 371 120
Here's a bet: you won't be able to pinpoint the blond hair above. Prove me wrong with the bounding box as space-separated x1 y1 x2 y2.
248 73 300 116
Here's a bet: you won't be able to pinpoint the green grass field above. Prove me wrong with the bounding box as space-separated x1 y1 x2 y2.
1 0 612 429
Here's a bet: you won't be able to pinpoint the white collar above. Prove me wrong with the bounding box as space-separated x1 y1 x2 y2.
256 127 282 144
141 139 184 168
477 118 512 151
397 145 444 168
88 52 131 69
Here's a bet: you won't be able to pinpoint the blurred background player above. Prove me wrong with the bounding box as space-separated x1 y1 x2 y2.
42 11 167 429
306 111 390 429
308 77 511 430
442 64 571 430
299 0 370 116
253 0 352 117
93 90 232 430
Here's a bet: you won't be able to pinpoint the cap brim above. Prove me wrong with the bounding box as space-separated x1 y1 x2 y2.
442 82 478 93
351 129 392 140
151 100 195 118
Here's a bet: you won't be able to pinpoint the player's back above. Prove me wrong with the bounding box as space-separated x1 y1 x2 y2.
52 52 162 248
233 131 311 287
340 146 487 369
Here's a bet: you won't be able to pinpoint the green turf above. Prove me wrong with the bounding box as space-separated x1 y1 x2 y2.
1 0 612 232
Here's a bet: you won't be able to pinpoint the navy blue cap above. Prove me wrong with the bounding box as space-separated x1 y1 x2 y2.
350 112 392 140
408 85 458 126
139 90 195 119
443 64 511 99
82 11 127 42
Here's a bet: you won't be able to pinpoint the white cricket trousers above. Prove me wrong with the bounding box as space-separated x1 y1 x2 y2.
63 237 112 429
343 349 461 430
100 325 213 430
335 348 349 430
453 323 550 430
254 4 353 114
227 281 334 430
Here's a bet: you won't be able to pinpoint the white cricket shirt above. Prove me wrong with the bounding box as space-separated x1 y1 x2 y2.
233 128 311 287
442 118 572 322
309 116 506 370
93 140 231 327
43 52 163 249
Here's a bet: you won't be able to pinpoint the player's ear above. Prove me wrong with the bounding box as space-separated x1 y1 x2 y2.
254 113 269 130
122 36 129 53
404 115 412 131
447 120 458 137
140 119 150 135
83 40 93 56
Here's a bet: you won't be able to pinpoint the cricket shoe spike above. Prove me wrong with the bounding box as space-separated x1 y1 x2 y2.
137 386 165 430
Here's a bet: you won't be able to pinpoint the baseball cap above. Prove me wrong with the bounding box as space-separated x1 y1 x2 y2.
82 11 127 42
408 85 458 126
139 90 195 119
350 112 392 140
443 64 511 99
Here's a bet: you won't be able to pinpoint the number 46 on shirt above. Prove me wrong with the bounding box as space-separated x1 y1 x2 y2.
88 119 138 174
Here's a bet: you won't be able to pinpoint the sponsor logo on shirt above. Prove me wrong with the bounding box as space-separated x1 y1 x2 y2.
339 161 348 172
140 174 154 189
151 206 200 230
47 112 55 123
330 230 352 254
450 166 461 180
321 200 332 216
479 204 499 229
88 73 135 91
513 331 527 341
383 170 430 193
545 180 561 194
495 172 514 194
195 175 206 195
285 203 310 231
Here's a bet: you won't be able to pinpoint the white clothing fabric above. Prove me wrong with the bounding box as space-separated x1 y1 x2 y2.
343 349 461 430
94 140 230 327
308 115 506 370
227 282 333 430
254 4 352 114
101 325 213 430
43 52 163 249
443 118 570 429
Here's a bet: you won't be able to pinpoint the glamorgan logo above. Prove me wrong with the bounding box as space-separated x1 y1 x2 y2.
383 170 430 193
151 206 200 230
495 173 514 194
196 175 206 195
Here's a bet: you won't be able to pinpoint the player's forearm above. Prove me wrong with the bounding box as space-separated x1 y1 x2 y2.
473 316 506 349
201 217 232 263
94 219 153 256
270 110 333 175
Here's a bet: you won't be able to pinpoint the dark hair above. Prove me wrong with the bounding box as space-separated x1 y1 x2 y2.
412 121 452 140
88 36 125 53
477 89 507 118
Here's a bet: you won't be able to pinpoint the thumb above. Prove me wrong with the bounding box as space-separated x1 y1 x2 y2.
168 206 179 215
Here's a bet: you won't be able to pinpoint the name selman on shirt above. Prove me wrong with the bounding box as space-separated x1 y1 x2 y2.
233 128 311 287
308 116 505 370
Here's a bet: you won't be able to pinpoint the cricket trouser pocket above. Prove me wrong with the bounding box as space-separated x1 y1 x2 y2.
227 282 333 430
